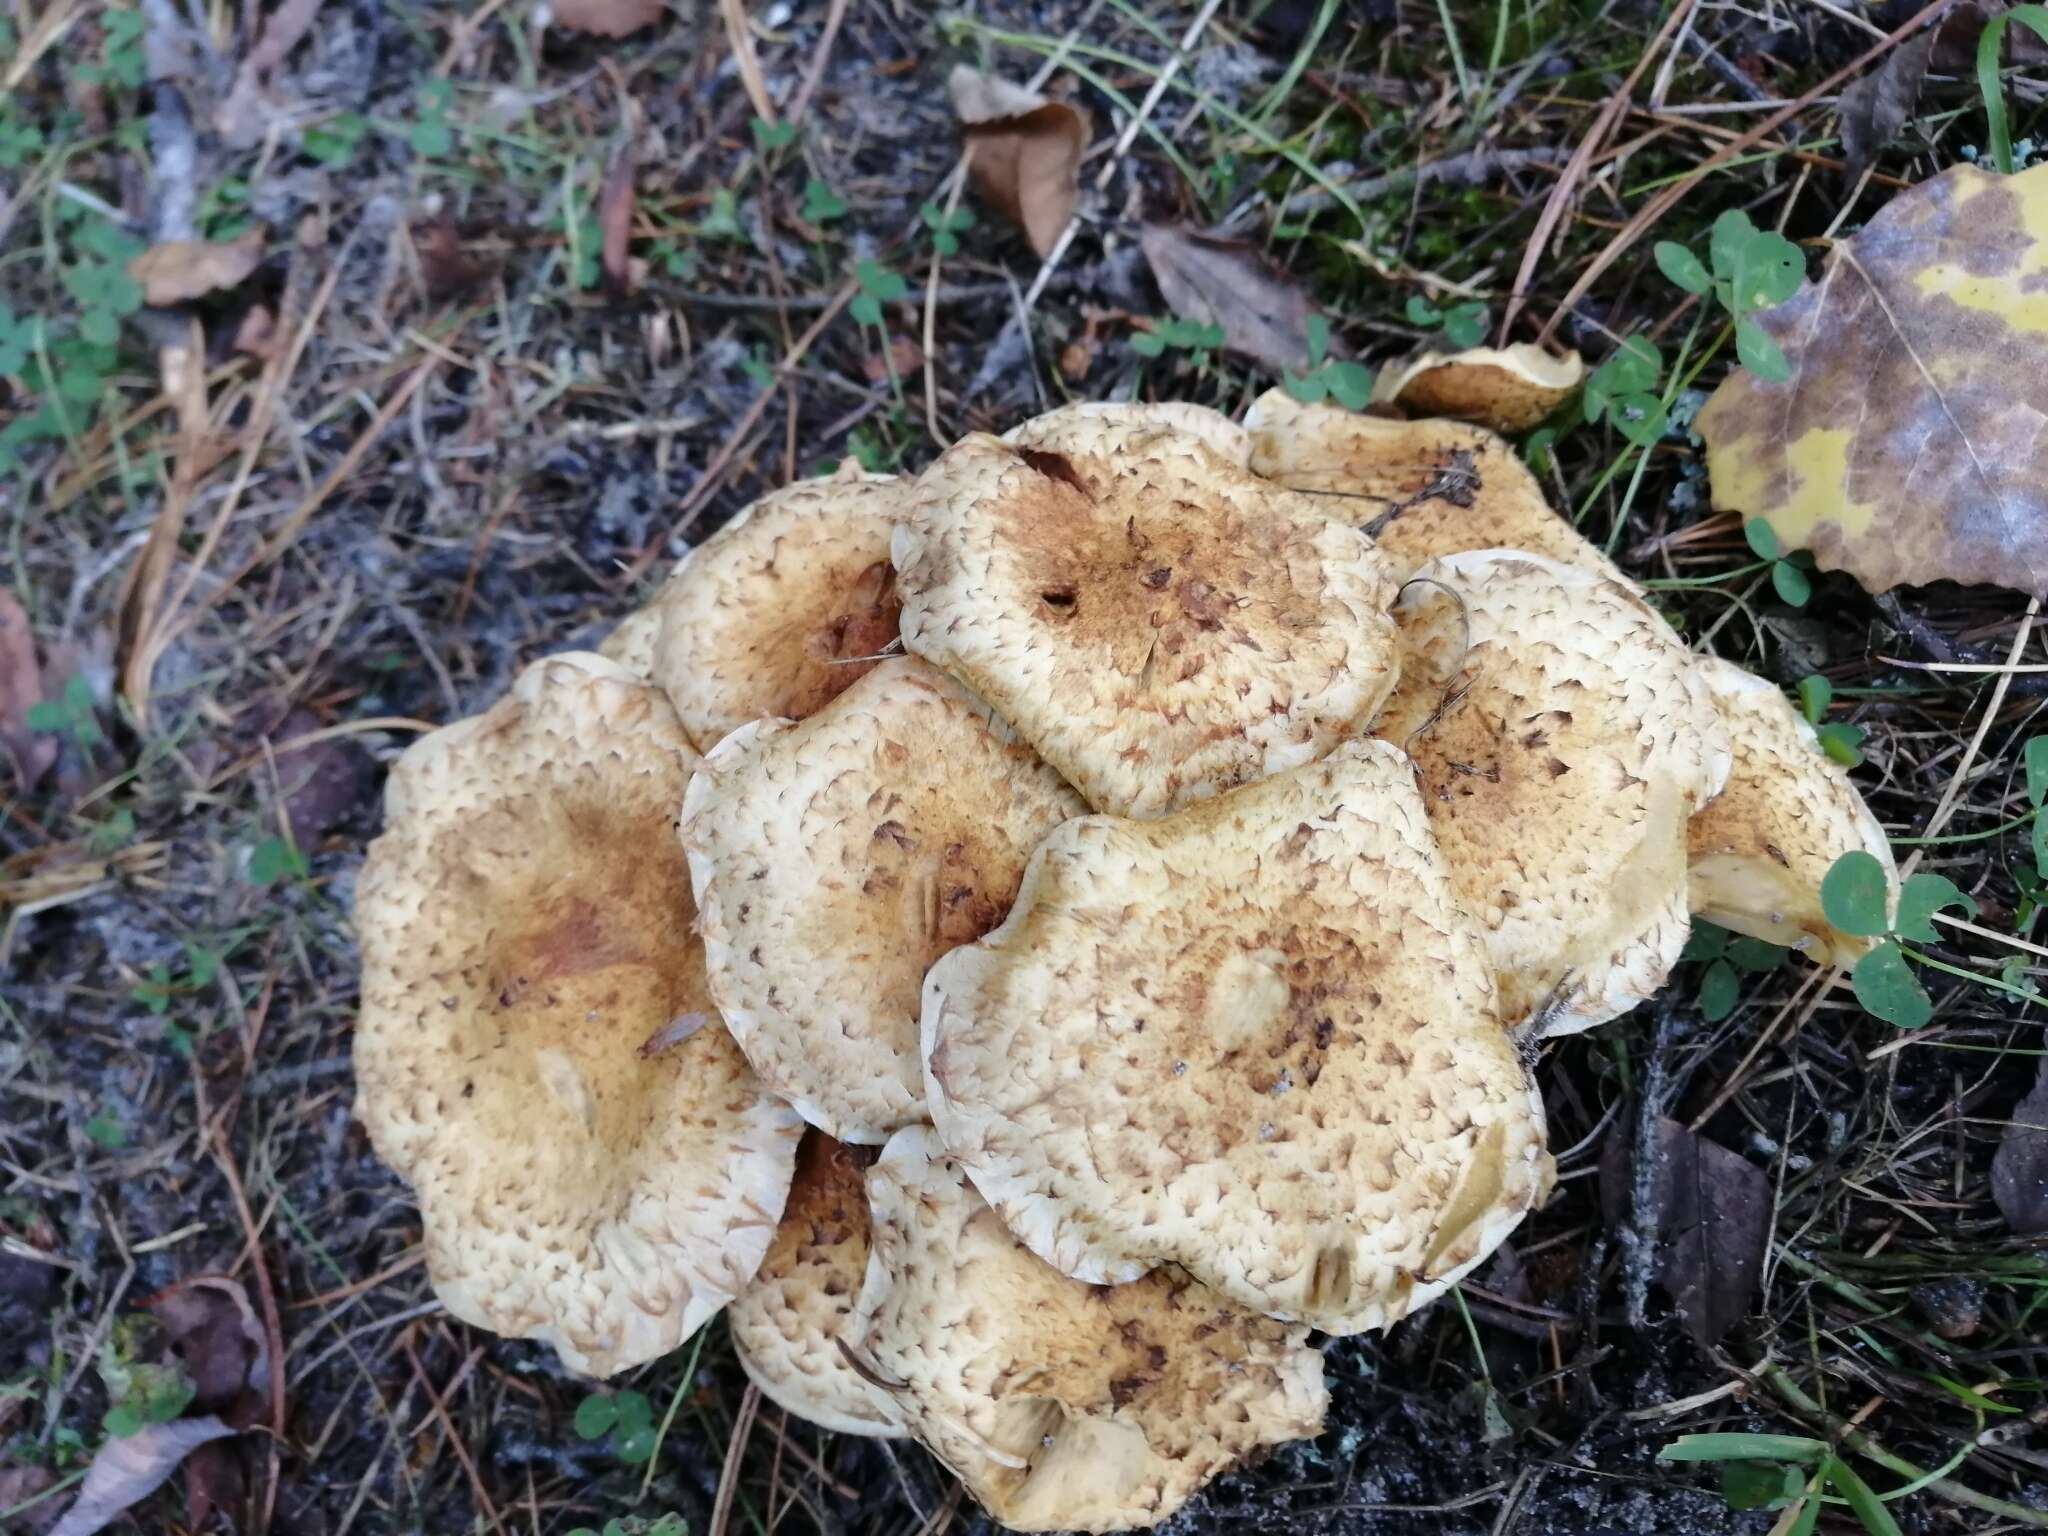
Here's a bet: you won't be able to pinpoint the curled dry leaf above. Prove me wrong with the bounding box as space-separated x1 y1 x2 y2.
48 1416 237 1536
1138 224 1328 377
1699 161 2048 596
1371 343 1584 433
947 66 1089 259
550 0 664 36
599 143 638 296
0 589 57 790
1991 1055 2048 1236
1838 31 1933 178
413 213 492 299
145 1275 270 1424
127 227 266 307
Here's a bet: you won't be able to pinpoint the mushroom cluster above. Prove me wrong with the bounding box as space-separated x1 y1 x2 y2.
353 388 1899 1532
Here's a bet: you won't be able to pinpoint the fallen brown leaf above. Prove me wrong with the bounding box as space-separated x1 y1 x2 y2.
862 334 923 382
0 589 56 790
127 228 266 307
1601 1117 1769 1348
146 1276 269 1424
231 304 280 360
0 1465 62 1534
1371 343 1584 433
599 144 638 296
1700 161 2048 595
1992 1055 2048 1236
413 213 492 299
1139 224 1328 377
948 66 1089 259
268 707 374 844
1839 31 1933 178
551 0 664 38
47 1416 237 1536
216 0 327 147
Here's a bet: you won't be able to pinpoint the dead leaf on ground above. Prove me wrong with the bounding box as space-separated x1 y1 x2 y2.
0 590 56 790
216 0 326 147
231 304 280 360
862 334 923 382
1600 1117 1769 1348
413 213 492 299
551 0 664 38
1992 1054 2048 1235
47 1416 236 1536
0 1466 61 1534
1139 224 1331 377
1372 343 1585 433
599 144 638 296
147 1276 269 1423
1838 32 1933 178
267 707 374 844
948 66 1089 259
1700 161 2048 596
127 228 266 308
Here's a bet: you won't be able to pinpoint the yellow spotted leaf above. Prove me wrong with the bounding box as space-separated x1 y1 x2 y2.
1698 161 2048 596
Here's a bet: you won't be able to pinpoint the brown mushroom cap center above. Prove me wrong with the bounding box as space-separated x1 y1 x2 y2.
784 559 903 711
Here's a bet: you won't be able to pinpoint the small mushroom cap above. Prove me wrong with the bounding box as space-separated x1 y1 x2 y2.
921 739 1552 1335
353 653 804 1378
1004 399 1253 468
597 603 663 679
1373 552 1733 1036
844 1126 1328 1533
1687 657 1895 966
648 466 905 749
1242 387 1622 583
893 420 1401 818
728 1130 906 1437
682 656 1085 1144
1370 344 1585 434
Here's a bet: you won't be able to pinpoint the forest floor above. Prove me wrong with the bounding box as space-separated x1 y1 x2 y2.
5 0 2048 1532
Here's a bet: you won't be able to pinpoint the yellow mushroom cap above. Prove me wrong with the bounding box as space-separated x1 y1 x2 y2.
681 656 1084 1144
1687 656 1896 966
1370 344 1585 434
893 417 1401 819
1004 399 1253 468
921 739 1552 1335
352 653 803 1378
843 1126 1328 1533
596 603 663 679
646 466 906 750
1373 552 1733 1036
728 1130 906 1437
1242 387 1623 583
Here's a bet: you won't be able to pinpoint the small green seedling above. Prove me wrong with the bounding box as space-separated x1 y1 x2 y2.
1821 850 1977 1029
83 1110 128 1150
1795 674 1866 767
698 188 745 242
1659 1432 1904 1535
2022 734 2048 879
1581 335 1666 445
567 1516 688 1536
1404 294 1487 349
63 219 147 348
574 1389 657 1465
303 111 368 167
247 834 309 886
1131 316 1226 367
409 78 455 159
1653 210 1804 383
750 116 798 153
1741 517 1815 608
0 304 33 375
1283 315 1374 409
920 201 974 256
27 675 104 750
98 1320 196 1439
1681 923 1786 1021
0 107 44 170
849 259 908 326
79 6 146 90
801 178 848 225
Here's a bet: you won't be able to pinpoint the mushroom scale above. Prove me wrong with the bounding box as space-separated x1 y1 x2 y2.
892 417 1401 819
1242 387 1625 583
1372 551 1733 1036
728 1130 906 1437
920 738 1553 1335
844 1126 1328 1533
1687 656 1896 966
645 464 907 750
682 656 1085 1144
353 653 804 1378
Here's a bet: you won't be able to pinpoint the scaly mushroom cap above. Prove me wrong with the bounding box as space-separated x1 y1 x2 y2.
1687 657 1895 966
1242 388 1622 582
1005 399 1253 468
597 603 663 679
844 1127 1328 1533
893 421 1401 818
681 657 1084 1143
920 739 1552 1334
728 1130 906 1437
353 653 803 1378
1373 553 1733 1036
647 466 906 750
1370 344 1585 434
